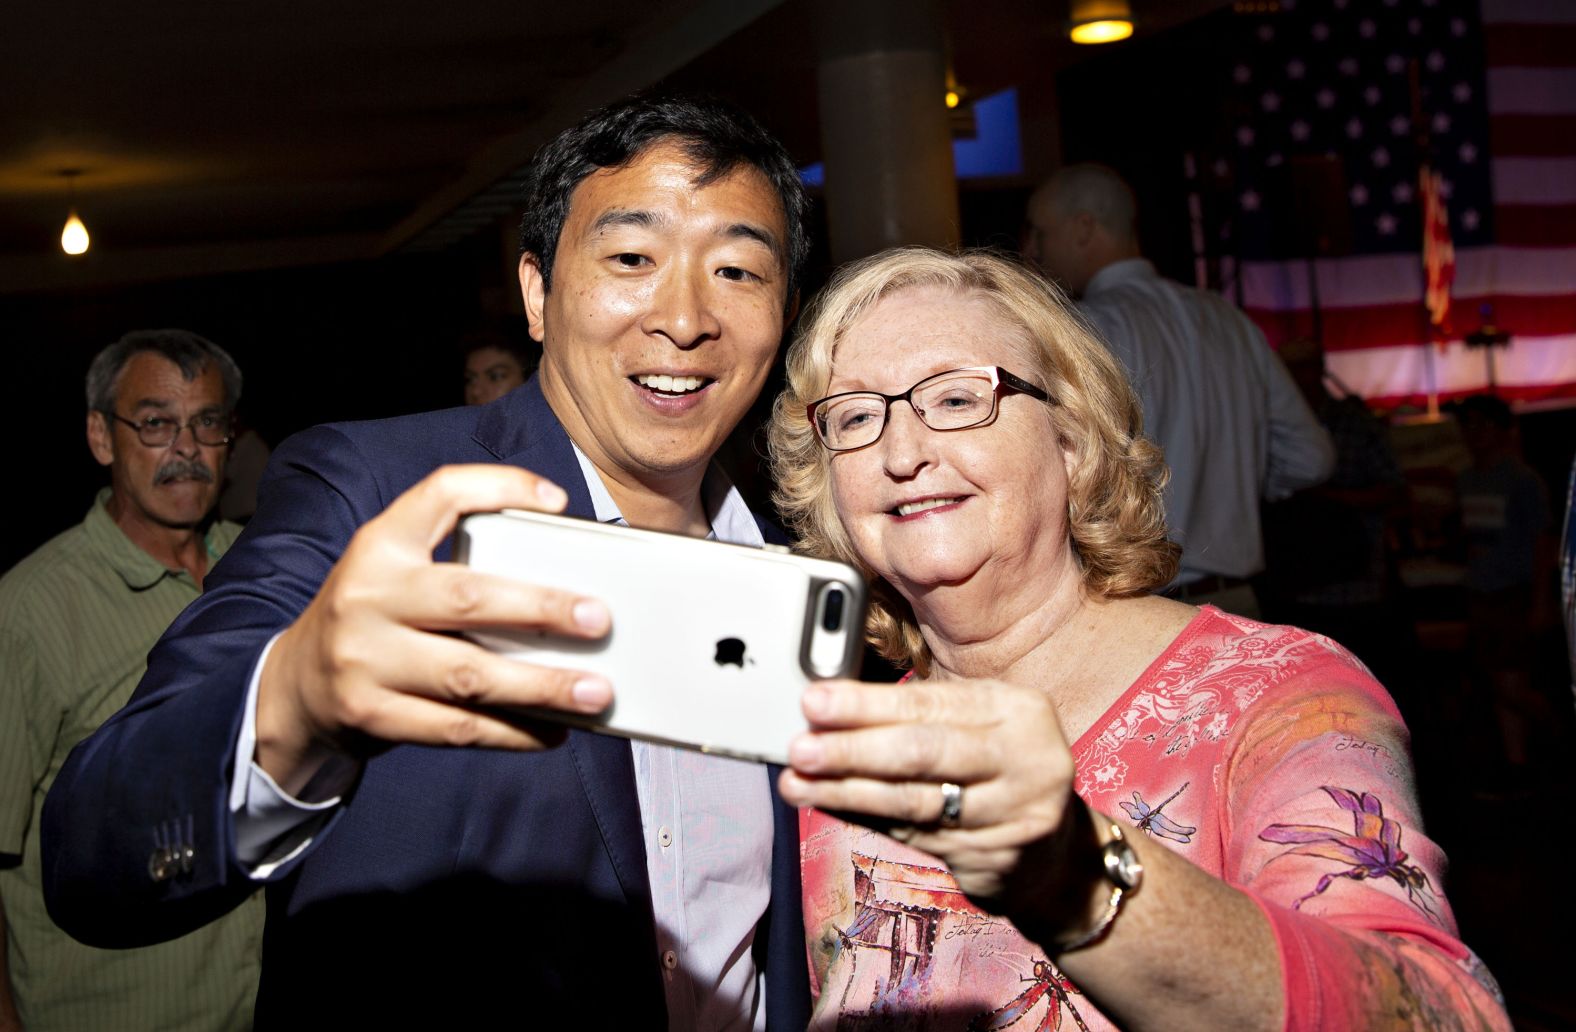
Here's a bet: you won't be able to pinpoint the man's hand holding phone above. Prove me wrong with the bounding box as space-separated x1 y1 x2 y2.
254 464 614 796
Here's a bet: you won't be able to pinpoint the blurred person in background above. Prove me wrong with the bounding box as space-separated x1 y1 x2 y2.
1454 394 1557 789
1261 336 1414 700
218 401 271 524
461 329 536 405
1025 165 1333 617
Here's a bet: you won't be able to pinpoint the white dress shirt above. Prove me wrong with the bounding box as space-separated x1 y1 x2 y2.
229 447 773 1032
1080 258 1336 583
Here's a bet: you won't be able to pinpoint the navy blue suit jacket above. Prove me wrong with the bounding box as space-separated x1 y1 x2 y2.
42 378 810 1030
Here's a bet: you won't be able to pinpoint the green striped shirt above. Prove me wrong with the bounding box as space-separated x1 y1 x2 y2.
0 489 264 1031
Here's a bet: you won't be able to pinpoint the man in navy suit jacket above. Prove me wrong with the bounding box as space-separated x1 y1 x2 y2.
41 92 812 1030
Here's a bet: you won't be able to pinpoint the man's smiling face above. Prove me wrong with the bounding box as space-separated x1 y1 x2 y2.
521 140 790 496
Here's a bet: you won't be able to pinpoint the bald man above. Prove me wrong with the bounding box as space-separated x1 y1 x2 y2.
1025 164 1334 615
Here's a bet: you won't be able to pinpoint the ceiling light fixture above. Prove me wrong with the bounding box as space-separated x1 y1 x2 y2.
59 170 90 256
1069 0 1135 44
944 69 966 110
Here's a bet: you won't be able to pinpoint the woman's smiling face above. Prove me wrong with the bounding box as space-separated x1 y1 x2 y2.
825 285 1074 599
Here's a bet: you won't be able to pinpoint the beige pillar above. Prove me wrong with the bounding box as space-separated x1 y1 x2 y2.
814 0 959 263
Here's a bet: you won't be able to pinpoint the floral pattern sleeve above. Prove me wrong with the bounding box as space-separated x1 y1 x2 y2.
1221 644 1509 1030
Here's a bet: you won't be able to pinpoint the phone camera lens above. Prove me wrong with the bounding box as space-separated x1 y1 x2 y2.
821 587 845 632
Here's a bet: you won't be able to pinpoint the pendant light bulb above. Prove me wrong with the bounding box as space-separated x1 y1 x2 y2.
61 210 90 255
1069 0 1134 44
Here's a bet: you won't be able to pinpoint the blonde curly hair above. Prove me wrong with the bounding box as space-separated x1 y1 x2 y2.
768 247 1178 675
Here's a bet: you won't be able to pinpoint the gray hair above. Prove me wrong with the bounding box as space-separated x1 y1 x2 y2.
1042 163 1138 241
86 329 242 414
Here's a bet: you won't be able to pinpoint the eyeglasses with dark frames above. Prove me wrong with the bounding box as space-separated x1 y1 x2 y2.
806 366 1056 453
106 411 234 448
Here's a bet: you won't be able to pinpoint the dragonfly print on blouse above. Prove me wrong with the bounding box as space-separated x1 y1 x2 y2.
1259 786 1439 920
1118 782 1197 843
968 960 1090 1032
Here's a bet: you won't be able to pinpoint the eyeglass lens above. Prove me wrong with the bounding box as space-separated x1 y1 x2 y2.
816 371 997 450
124 414 231 446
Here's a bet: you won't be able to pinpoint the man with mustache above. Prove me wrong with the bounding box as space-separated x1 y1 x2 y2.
0 331 262 1030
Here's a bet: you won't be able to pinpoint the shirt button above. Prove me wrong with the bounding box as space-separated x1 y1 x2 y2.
662 949 678 970
657 826 673 848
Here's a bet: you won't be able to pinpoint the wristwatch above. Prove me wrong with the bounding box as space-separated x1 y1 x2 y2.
1053 817 1143 953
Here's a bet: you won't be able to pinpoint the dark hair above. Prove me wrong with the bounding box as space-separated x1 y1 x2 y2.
85 329 242 414
517 90 809 304
459 330 533 368
1453 393 1514 429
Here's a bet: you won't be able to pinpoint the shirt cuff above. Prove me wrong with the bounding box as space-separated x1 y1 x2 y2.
229 632 361 878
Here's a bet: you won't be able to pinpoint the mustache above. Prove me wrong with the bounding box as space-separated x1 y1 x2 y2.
154 460 215 485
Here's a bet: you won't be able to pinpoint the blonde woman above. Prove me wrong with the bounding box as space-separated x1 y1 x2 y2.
768 248 1507 1031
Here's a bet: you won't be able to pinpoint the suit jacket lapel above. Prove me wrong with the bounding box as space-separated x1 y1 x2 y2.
472 376 597 520
473 376 654 916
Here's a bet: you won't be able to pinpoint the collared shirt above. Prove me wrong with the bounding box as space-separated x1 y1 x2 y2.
0 489 263 1030
232 455 772 1032
572 446 772 1032
1080 258 1335 582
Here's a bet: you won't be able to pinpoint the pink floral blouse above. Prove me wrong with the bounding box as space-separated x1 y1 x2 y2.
801 607 1510 1030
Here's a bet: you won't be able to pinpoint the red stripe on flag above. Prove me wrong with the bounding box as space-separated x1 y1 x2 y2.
1494 204 1576 246
1490 114 1576 157
1462 293 1576 340
1247 305 1427 352
1367 380 1576 411
1246 292 1576 352
1483 22 1576 68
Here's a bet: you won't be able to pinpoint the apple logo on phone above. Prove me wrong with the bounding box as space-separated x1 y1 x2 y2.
714 638 747 668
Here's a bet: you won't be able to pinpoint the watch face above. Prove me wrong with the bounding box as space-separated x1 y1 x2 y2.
1103 840 1144 891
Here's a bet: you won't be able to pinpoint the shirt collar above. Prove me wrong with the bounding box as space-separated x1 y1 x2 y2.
1083 257 1158 298
569 443 763 548
83 486 223 590
83 488 177 589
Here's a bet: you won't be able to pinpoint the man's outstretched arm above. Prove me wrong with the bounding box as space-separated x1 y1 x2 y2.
41 428 610 948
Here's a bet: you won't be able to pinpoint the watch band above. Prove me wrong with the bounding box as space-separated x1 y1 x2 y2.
1052 818 1142 954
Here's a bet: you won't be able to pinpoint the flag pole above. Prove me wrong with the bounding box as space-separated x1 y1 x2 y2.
1409 59 1452 420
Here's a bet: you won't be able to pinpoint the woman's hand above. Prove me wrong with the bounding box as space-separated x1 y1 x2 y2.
782 677 1294 1031
778 677 1098 920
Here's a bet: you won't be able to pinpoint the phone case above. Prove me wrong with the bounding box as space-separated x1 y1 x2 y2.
454 509 867 765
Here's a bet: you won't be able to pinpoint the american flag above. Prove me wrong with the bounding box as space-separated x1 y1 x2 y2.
1420 163 1454 330
1223 0 1576 408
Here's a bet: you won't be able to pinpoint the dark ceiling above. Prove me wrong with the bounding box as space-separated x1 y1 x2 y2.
2 0 1226 294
